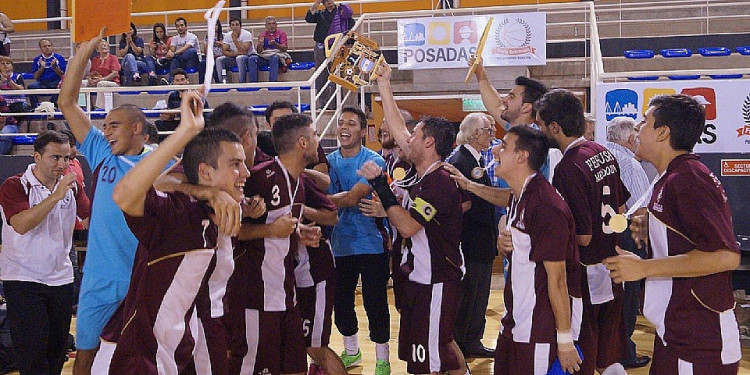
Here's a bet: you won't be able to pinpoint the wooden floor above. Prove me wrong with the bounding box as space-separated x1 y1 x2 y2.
42 287 750 375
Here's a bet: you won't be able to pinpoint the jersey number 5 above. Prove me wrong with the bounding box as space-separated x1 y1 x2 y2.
601 185 617 234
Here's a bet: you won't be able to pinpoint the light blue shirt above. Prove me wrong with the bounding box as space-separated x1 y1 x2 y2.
78 127 157 282
327 147 386 257
604 141 651 209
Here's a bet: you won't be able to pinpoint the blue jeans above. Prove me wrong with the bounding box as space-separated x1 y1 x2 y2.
28 80 60 107
248 54 280 82
0 124 19 155
168 47 200 80
215 55 249 83
121 53 155 85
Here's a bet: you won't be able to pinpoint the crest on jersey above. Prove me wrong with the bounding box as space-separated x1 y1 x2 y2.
412 197 436 222
266 169 275 178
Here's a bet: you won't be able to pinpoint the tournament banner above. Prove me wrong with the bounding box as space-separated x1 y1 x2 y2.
596 80 750 153
397 12 546 70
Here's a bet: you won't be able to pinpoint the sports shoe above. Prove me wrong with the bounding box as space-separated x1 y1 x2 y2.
307 363 326 375
339 349 362 368
373 359 391 375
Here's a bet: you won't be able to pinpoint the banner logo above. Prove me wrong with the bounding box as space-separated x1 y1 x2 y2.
427 22 451 45
403 23 426 46
604 89 638 121
738 94 750 138
681 87 717 120
453 20 478 44
492 17 534 56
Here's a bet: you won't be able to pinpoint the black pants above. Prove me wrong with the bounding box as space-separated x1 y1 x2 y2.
3 281 73 375
333 253 390 344
454 259 493 347
621 228 645 362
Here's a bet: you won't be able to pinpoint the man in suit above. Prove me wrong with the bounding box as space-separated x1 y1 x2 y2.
447 112 498 358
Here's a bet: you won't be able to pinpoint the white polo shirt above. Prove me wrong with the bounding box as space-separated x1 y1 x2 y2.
0 164 89 286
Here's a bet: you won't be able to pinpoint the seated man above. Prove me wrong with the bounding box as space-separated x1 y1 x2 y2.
215 18 252 83
155 68 209 132
28 38 66 107
91 90 247 374
168 17 200 82
249 16 288 83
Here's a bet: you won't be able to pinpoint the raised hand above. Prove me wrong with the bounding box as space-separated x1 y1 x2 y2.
178 89 205 134
52 173 77 201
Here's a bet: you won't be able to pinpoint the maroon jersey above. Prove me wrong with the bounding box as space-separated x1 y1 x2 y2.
501 173 582 344
93 189 230 374
552 139 630 265
644 154 741 364
235 158 305 312
397 165 465 285
295 173 337 287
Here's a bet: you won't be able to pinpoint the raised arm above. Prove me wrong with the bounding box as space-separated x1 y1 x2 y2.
442 163 511 207
375 63 411 157
7 174 76 235
112 90 204 217
328 182 371 208
468 55 505 125
0 13 14 34
59 28 104 143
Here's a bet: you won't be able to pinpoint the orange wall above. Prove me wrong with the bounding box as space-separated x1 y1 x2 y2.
4 0 577 32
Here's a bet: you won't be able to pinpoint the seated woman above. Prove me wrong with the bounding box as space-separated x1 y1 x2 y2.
0 56 29 121
149 23 172 77
83 39 120 109
201 20 224 84
117 22 156 85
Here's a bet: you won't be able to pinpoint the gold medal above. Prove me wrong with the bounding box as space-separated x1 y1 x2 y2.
392 167 406 181
471 166 484 179
609 214 628 233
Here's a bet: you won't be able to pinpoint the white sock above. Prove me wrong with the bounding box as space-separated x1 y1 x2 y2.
343 334 359 355
375 342 389 362
601 363 627 375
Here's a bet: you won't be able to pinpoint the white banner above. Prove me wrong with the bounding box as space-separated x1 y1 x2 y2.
596 80 750 153
397 12 546 70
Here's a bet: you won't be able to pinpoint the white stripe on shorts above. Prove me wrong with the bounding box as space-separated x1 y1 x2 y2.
429 283 443 373
90 340 116 374
534 343 550 375
677 359 694 375
241 309 260 375
311 280 326 348
190 310 212 375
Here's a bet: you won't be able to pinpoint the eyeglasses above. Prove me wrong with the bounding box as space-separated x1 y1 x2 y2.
480 127 494 134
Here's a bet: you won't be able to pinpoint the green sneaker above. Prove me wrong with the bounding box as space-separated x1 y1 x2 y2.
340 349 362 368
374 359 391 375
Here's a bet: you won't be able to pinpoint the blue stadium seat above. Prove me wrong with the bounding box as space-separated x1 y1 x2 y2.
709 74 743 79
11 135 36 145
91 109 108 119
268 86 291 91
698 47 731 57
155 68 169 75
229 66 238 73
289 62 315 70
118 91 141 95
185 67 199 74
624 50 654 59
627 76 659 81
667 75 701 80
237 87 261 92
736 46 750 55
146 90 171 95
660 48 692 58
259 65 270 72
21 73 34 80
211 88 231 93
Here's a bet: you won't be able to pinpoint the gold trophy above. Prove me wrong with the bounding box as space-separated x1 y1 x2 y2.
324 31 385 91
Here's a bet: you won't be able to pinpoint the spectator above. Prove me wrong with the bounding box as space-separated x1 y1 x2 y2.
0 130 90 375
117 22 157 85
144 121 159 148
149 23 171 75
200 19 224 84
215 18 252 83
306 0 354 106
603 117 651 370
447 113 498 359
0 55 29 121
0 12 13 56
168 17 200 82
60 128 90 315
155 68 209 131
584 113 596 141
29 39 66 107
83 39 121 109
250 16 289 83
0 95 19 155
